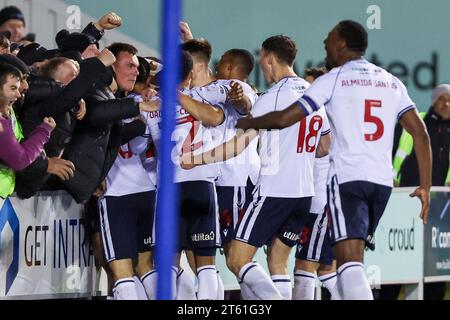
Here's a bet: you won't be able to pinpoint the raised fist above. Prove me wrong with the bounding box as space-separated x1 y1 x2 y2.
96 12 122 31
97 48 116 67
43 117 56 129
179 21 194 42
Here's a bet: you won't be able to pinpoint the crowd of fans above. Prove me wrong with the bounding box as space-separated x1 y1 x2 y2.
0 6 159 202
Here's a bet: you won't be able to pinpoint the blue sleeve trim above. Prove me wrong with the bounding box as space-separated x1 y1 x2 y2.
302 95 319 112
397 105 416 120
299 103 311 116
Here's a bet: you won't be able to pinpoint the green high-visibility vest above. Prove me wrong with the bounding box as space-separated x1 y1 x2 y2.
393 111 450 186
392 113 426 184
0 108 24 199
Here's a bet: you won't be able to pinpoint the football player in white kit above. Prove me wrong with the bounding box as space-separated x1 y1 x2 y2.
181 39 258 299
213 49 260 300
95 44 162 300
134 51 229 300
236 21 432 300
182 35 331 300
293 68 338 300
214 49 260 255
293 152 338 300
181 32 260 252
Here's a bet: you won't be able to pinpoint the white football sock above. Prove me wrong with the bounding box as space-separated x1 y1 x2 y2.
238 262 259 300
239 280 259 300
197 265 218 300
140 270 157 300
216 271 225 300
113 277 138 300
337 262 373 300
171 266 178 299
238 262 283 300
271 274 292 300
133 275 148 300
141 267 177 300
319 272 340 300
176 268 197 300
293 270 316 300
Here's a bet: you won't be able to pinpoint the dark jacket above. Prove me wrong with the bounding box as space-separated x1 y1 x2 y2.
82 22 104 42
15 58 107 198
400 106 450 186
62 79 145 203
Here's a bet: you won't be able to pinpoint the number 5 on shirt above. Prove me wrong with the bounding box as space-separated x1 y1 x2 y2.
364 99 384 141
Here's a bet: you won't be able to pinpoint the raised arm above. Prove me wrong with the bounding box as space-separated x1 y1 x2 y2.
236 76 328 131
83 12 122 40
181 129 258 169
84 97 159 127
399 109 432 224
179 21 194 42
0 117 54 171
236 102 308 131
38 49 116 117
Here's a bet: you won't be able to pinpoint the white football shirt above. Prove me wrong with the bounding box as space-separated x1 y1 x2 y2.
174 87 221 183
253 76 329 198
309 155 330 214
189 80 228 146
105 120 156 197
135 90 221 184
213 79 260 187
139 108 162 186
297 58 416 187
126 95 162 187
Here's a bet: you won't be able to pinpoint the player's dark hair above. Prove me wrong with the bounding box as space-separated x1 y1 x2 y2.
136 56 151 85
224 48 254 75
304 67 326 81
181 38 212 64
262 35 297 66
337 20 368 53
181 50 193 81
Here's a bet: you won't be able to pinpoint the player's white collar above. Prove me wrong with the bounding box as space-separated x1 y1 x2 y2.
276 75 300 84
